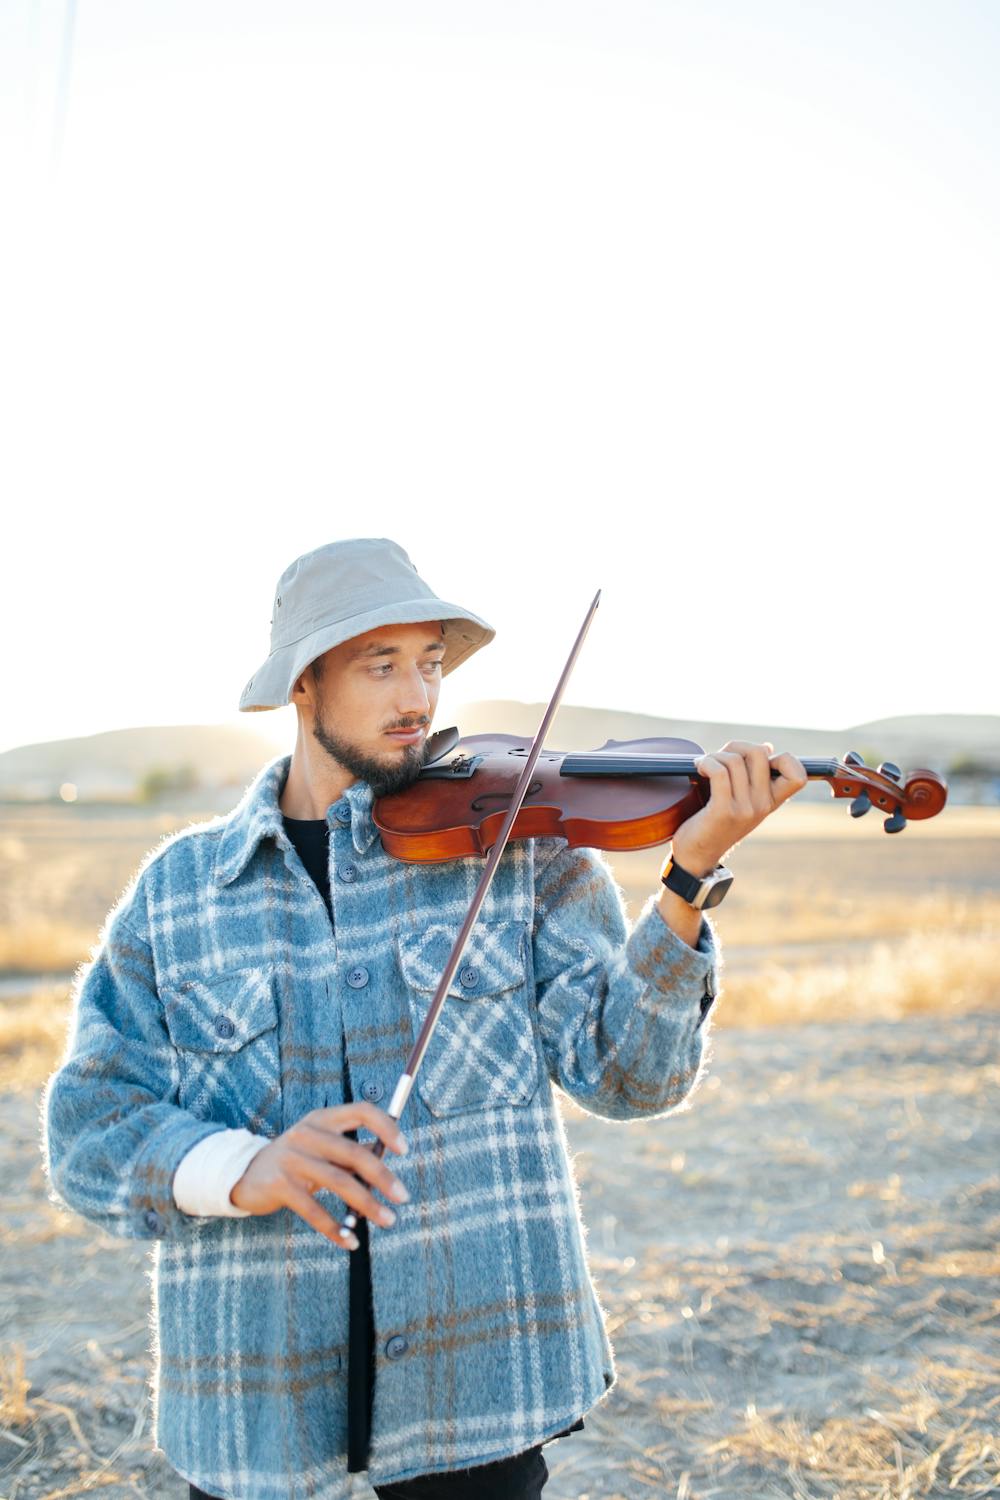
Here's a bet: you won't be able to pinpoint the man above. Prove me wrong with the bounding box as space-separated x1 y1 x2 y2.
41 537 808 1500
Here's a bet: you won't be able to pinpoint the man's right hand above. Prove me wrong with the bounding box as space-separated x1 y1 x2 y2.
229 1103 410 1251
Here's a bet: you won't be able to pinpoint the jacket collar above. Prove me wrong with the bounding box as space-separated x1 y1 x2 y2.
214 754 380 888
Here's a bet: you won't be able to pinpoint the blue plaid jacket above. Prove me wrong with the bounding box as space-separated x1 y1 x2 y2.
41 752 722 1499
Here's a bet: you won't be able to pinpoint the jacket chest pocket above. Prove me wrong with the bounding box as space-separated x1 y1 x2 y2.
397 919 540 1119
162 966 283 1136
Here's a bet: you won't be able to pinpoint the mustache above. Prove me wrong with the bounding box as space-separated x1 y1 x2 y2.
384 717 430 732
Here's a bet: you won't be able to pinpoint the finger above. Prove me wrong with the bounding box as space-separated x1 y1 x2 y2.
309 1103 409 1154
293 1158 401 1229
693 755 737 811
720 739 773 756
747 742 777 807
722 740 776 812
286 1124 409 1199
713 749 754 816
769 751 809 805
283 1183 360 1250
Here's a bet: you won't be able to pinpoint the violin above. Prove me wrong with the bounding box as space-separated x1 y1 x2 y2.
373 727 948 860
342 592 948 1230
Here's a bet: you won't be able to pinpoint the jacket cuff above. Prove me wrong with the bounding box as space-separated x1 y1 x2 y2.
131 1115 233 1237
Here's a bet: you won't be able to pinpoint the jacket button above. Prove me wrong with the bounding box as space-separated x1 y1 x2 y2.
144 1209 164 1233
347 966 370 989
338 863 358 883
385 1335 408 1360
361 1080 384 1102
459 965 479 988
332 800 351 823
215 1015 236 1038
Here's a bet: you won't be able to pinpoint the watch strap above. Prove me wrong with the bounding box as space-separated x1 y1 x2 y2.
660 857 708 905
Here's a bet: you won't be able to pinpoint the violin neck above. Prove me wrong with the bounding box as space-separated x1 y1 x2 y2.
559 754 840 780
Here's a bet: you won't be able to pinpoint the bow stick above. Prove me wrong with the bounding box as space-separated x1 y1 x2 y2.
341 588 602 1231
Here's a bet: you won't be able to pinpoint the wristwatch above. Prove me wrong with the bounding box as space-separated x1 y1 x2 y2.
660 854 734 910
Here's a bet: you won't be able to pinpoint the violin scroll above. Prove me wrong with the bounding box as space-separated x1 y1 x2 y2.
829 751 947 832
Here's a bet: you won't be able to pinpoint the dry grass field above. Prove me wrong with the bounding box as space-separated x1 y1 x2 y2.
0 799 997 1498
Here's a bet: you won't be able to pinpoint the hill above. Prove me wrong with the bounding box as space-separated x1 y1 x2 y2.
0 707 995 802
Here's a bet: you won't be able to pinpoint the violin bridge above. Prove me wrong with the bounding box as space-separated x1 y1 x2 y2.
418 754 483 781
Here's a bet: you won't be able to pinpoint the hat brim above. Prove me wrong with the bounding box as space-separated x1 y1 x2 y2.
239 597 494 712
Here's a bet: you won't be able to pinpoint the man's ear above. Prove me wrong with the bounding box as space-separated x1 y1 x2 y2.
290 667 313 704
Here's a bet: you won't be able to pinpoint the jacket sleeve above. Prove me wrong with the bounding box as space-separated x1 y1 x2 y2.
40 885 231 1240
531 838 723 1122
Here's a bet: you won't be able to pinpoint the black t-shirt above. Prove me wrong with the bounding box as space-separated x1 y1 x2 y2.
282 814 375 1472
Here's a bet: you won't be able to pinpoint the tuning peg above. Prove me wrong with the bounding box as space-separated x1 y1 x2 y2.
883 805 907 834
878 761 902 783
850 791 872 818
844 750 865 768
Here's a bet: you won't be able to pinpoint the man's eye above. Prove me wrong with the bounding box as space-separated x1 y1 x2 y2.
368 660 443 676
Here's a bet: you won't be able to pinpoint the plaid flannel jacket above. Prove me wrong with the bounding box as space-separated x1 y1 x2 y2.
41 752 722 1499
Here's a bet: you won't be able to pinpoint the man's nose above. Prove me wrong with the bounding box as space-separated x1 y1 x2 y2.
395 666 432 718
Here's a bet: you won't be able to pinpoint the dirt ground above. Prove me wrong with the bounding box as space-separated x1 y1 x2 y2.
2 802 997 1497
2 1004 997 1500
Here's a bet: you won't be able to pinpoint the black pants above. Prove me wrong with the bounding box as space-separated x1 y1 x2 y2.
188 1442 548 1500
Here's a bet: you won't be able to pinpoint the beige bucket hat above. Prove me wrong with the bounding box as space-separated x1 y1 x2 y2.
239 538 495 712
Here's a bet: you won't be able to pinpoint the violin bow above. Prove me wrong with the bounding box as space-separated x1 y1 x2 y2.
341 588 602 1230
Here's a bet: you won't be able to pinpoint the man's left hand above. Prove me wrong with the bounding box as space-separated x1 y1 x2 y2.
670 740 809 876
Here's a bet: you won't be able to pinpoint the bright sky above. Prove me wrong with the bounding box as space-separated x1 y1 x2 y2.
2 1 997 757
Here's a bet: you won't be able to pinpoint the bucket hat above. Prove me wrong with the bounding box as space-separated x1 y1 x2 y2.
239 538 495 711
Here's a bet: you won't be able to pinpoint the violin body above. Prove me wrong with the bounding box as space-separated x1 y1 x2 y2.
374 734 710 861
372 731 948 863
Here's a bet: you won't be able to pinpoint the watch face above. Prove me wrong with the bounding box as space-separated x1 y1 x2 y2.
703 874 734 908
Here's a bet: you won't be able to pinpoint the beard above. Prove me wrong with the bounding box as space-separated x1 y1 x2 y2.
312 708 432 798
